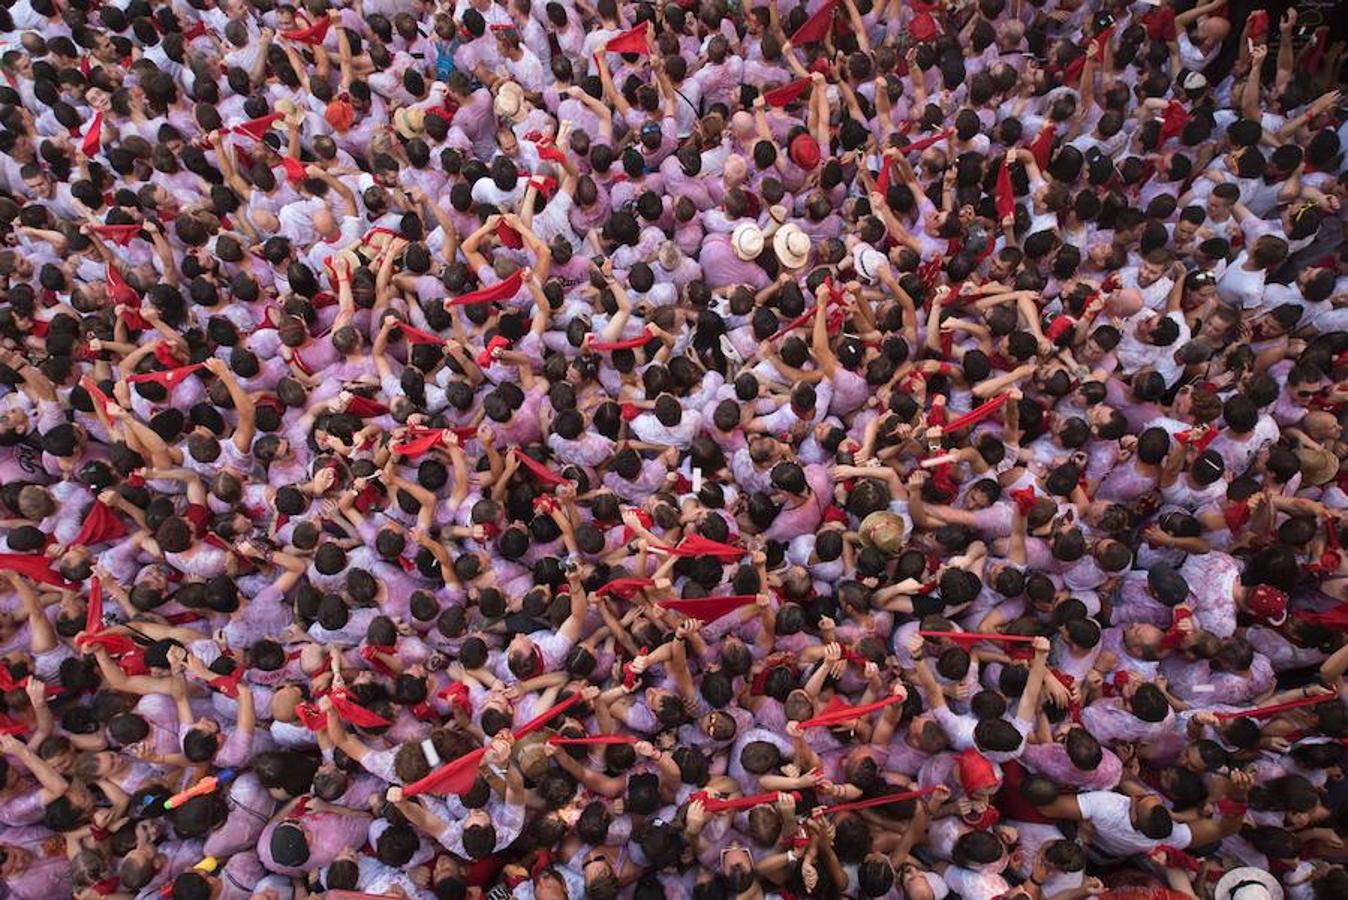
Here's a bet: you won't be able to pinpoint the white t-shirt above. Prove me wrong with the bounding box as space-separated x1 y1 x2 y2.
1076 790 1192 856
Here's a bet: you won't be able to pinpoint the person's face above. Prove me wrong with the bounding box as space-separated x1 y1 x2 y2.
536 872 567 900
582 853 613 886
23 173 51 198
1087 242 1112 268
1174 220 1198 244
1138 259 1165 287
0 845 31 878
1172 385 1194 416
1123 623 1163 656
900 866 936 900
497 130 519 157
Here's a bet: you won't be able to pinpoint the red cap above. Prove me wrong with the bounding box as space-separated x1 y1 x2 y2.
957 748 999 793
1246 584 1287 626
909 12 938 42
790 133 821 170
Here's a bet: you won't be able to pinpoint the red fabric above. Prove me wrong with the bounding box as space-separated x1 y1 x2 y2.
659 594 758 623
1175 426 1217 452
799 693 905 729
329 689 391 728
233 112 283 140
895 128 954 154
80 377 113 417
345 395 388 418
791 0 839 45
0 667 27 691
93 224 141 246
653 534 746 561
84 576 103 635
106 264 141 307
604 23 650 55
1028 123 1055 170
1159 101 1190 143
439 681 471 714
207 666 245 699
74 631 136 655
71 500 126 548
1215 694 1335 721
447 270 524 306
281 156 307 184
0 554 77 589
595 577 656 599
1299 605 1348 629
404 747 487 797
941 393 1010 433
515 692 584 737
1011 487 1038 516
995 160 1015 220
392 427 447 457
360 644 397 677
511 448 571 486
1247 10 1268 40
1299 26 1329 74
295 702 329 732
282 16 331 44
477 335 511 367
918 630 1036 646
763 78 811 108
81 112 103 156
690 790 795 813
0 713 27 736
548 735 638 746
1223 500 1251 532
397 321 448 345
822 785 935 815
590 326 656 352
957 748 999 792
1142 6 1177 41
127 364 205 389
496 221 523 249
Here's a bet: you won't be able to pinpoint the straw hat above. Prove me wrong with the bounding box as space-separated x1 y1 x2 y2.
853 244 887 282
773 224 810 269
859 511 907 554
494 81 525 122
732 223 764 261
1214 867 1283 900
1297 446 1340 486
394 107 426 140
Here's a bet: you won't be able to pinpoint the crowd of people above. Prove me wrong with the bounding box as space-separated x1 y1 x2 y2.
1 0 1348 897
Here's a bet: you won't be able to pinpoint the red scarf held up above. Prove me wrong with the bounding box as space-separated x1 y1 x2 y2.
511 448 571 486
0 554 78 589
823 785 936 815
282 16 332 44
995 160 1015 220
595 577 656 600
660 594 758 623
763 78 811 108
919 630 1038 647
84 576 103 635
799 693 907 730
939 393 1010 434
71 500 126 548
604 23 651 55
397 321 448 346
81 112 103 157
1215 694 1336 721
93 224 141 246
329 688 392 728
590 326 656 352
406 694 588 797
650 534 745 561
791 0 839 45
233 112 283 141
447 269 524 306
548 734 638 746
127 364 205 390
690 790 796 813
